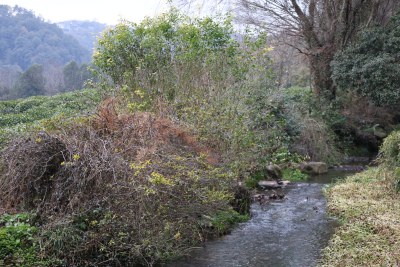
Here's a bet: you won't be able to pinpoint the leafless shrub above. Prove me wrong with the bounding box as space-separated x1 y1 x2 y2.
0 99 238 266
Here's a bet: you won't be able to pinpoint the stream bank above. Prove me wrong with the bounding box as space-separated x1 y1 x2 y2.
170 168 359 267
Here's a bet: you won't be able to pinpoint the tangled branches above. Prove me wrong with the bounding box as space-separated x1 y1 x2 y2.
0 100 243 266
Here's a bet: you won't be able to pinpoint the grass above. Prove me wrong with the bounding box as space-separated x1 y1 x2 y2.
320 167 400 266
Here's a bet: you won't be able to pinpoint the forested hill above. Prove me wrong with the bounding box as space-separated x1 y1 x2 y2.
0 5 90 70
58 20 107 52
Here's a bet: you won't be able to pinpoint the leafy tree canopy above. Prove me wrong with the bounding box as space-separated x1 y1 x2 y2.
93 9 237 87
332 13 400 107
14 64 45 98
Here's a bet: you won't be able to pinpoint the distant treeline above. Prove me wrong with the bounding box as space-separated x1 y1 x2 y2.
0 61 94 100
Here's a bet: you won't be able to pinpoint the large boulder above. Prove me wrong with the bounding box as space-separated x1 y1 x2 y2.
300 162 328 175
257 180 290 190
265 164 282 180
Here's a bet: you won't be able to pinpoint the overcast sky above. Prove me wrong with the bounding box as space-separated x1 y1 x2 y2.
1 0 173 25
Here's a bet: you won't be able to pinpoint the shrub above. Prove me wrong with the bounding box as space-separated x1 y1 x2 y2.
282 168 309 182
332 12 400 107
0 213 57 266
210 210 249 235
93 10 289 176
380 130 400 167
280 87 341 165
245 170 266 188
0 102 246 266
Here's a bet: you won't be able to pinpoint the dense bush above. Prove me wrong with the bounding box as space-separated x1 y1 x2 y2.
93 10 301 175
280 87 341 165
0 213 58 266
332 13 400 107
0 102 246 266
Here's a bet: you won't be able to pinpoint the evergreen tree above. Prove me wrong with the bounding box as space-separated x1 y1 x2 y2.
15 64 46 98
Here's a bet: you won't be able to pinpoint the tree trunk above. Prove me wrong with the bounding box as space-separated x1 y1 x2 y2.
309 45 336 101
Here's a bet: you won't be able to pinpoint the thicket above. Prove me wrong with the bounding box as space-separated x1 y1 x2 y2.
332 12 400 107
0 101 248 266
94 9 339 173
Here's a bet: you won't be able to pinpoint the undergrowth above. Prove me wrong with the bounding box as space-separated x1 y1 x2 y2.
0 213 59 266
380 130 400 190
0 100 247 266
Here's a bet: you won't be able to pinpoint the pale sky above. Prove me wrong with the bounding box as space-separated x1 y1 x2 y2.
1 0 172 25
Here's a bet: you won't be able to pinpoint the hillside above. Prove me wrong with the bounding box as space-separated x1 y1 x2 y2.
58 20 107 52
0 5 90 70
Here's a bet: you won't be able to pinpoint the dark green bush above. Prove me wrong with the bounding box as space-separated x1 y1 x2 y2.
332 13 400 107
0 213 58 267
210 210 249 235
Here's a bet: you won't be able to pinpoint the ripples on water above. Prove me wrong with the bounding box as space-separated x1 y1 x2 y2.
169 169 357 267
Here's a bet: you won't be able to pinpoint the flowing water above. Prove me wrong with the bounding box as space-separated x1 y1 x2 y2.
170 168 360 267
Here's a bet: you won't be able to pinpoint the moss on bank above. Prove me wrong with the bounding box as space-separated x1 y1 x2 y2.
320 167 400 266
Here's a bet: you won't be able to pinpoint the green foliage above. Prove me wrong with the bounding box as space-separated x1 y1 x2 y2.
62 61 93 92
380 130 400 167
93 9 285 175
282 168 309 182
210 210 249 235
332 13 400 107
0 213 58 267
14 64 45 98
245 170 266 188
277 87 342 165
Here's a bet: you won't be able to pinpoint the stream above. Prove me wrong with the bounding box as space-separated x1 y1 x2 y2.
170 166 362 267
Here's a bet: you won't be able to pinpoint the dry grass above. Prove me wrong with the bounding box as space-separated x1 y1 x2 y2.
294 117 341 164
320 168 400 266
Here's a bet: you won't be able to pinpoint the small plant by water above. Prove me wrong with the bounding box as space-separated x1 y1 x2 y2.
282 168 309 182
